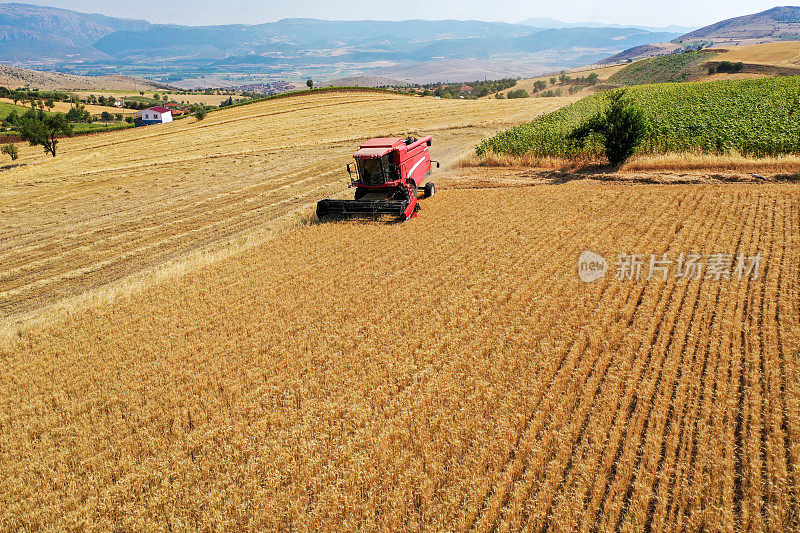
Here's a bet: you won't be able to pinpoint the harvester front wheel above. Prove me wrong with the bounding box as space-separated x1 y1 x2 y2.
424 182 436 197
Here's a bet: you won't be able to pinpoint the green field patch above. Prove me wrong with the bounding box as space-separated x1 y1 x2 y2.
477 76 800 159
0 102 33 121
608 51 719 86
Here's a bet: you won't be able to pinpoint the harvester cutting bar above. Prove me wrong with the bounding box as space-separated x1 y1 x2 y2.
316 198 411 219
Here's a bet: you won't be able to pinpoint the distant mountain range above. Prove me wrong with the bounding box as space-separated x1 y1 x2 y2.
602 6 800 64
518 17 696 34
0 3 796 85
0 3 681 84
673 5 800 43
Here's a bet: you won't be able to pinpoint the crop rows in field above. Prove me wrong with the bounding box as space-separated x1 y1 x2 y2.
477 76 800 158
1 180 798 530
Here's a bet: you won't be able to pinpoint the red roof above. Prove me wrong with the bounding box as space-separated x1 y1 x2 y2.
146 106 172 113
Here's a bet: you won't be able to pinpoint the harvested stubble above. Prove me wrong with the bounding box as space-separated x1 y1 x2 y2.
1 179 798 531
0 90 570 320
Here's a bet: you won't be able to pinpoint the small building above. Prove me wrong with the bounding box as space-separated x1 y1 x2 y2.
459 84 474 93
139 106 173 125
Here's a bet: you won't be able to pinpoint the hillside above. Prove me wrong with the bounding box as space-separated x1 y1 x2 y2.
0 64 170 91
319 76 405 88
0 2 150 64
602 42 800 85
488 64 624 98
675 6 800 44
606 51 718 85
602 6 800 64
713 40 800 66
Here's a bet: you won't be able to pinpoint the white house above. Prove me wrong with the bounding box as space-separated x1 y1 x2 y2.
139 106 173 125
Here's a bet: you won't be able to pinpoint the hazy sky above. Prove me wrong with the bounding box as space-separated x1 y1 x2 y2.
8 0 796 27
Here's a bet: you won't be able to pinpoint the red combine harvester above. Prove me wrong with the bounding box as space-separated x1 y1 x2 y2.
316 135 439 221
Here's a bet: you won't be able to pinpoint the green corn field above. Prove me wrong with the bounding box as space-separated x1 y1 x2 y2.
476 76 800 159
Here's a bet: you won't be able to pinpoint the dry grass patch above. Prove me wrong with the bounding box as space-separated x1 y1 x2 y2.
713 41 800 67
464 151 800 174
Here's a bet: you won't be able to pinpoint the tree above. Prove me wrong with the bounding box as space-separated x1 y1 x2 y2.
533 80 547 92
587 73 599 85
115 113 123 121
45 99 55 110
192 103 208 120
139 91 145 96
66 104 91 122
11 93 19 106
153 93 160 100
550 77 557 86
568 91 647 166
162 94 168 102
18 110 73 157
2 110 18 128
1 143 19 161
100 111 113 122
506 89 530 99
306 79 313 90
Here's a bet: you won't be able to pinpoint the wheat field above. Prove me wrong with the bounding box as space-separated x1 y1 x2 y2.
714 42 800 67
0 90 574 321
1 89 798 531
1 175 798 530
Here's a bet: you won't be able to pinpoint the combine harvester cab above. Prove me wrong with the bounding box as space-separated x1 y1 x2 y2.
316 135 439 221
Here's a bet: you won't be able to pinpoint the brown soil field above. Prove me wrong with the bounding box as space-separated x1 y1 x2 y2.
1 89 797 531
